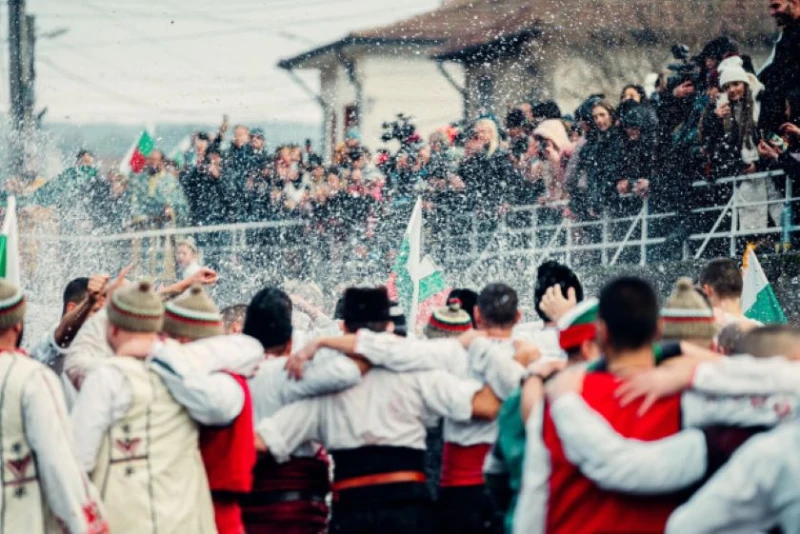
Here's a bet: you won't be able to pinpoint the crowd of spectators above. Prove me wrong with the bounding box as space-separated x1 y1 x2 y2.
10 0 800 268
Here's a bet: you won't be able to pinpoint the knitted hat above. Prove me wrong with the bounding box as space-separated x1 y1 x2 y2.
107 279 164 333
533 119 571 152
163 284 223 340
719 56 749 89
557 297 599 351
425 298 472 339
342 287 391 325
0 280 26 330
661 278 717 341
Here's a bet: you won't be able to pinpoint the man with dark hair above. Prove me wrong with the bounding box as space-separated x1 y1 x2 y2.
286 283 532 534
699 258 760 326
513 261 584 362
221 304 247 334
256 286 505 534
517 279 797 532
242 286 363 533
476 283 520 328
31 274 109 407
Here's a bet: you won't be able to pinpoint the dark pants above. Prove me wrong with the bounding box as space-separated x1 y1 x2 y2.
330 500 434 534
437 485 503 534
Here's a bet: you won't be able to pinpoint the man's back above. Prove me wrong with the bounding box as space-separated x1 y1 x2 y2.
543 371 683 534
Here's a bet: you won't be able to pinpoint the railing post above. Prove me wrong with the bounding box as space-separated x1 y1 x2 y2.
640 199 648 266
601 212 609 266
565 211 572 267
730 183 738 258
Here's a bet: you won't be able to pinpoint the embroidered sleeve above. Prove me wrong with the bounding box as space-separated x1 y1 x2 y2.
24 368 109 533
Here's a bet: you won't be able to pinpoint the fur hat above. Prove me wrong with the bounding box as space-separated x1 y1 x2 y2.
0 280 25 330
661 278 717 341
107 279 164 333
342 287 391 326
719 56 749 88
163 284 223 340
425 298 472 339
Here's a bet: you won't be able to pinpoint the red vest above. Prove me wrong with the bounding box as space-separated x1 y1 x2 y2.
200 374 256 493
542 372 683 534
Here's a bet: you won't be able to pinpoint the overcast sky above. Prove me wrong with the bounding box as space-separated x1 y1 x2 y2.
0 0 439 125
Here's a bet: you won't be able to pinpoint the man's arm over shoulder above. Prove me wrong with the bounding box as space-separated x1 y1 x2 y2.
255 397 323 463
551 392 707 493
70 363 131 473
64 308 113 390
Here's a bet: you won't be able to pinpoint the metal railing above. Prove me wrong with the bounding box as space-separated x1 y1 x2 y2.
459 169 796 277
17 170 796 305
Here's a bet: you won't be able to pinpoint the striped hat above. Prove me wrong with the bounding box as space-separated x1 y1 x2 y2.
661 277 717 341
163 284 223 340
0 280 25 330
425 298 472 339
557 297 598 351
107 279 164 333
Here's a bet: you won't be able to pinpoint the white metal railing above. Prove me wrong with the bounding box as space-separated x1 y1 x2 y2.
17 170 796 299
460 169 795 272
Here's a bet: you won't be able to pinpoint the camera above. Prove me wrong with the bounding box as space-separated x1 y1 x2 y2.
381 114 417 147
666 43 701 92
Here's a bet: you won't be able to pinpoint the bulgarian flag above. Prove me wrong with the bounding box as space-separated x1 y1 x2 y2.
0 196 20 286
119 129 155 175
742 244 787 324
387 198 449 332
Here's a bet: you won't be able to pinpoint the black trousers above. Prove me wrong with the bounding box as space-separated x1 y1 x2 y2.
330 500 434 534
436 485 503 534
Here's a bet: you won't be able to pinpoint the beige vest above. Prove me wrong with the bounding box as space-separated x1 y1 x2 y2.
0 352 58 533
91 357 215 534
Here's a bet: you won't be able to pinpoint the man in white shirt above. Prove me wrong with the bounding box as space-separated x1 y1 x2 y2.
272 284 512 532
256 286 503 534
543 325 800 534
0 279 108 533
72 279 262 533
240 286 363 533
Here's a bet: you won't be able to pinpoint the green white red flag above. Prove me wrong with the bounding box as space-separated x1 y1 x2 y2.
0 196 21 287
742 244 787 324
387 198 449 332
119 129 155 175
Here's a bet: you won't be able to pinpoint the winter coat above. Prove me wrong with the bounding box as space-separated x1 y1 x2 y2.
458 148 523 218
759 20 800 133
179 165 229 227
578 126 623 215
654 92 710 212
702 80 782 230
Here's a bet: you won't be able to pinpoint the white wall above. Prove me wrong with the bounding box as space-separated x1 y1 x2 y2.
360 49 464 150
